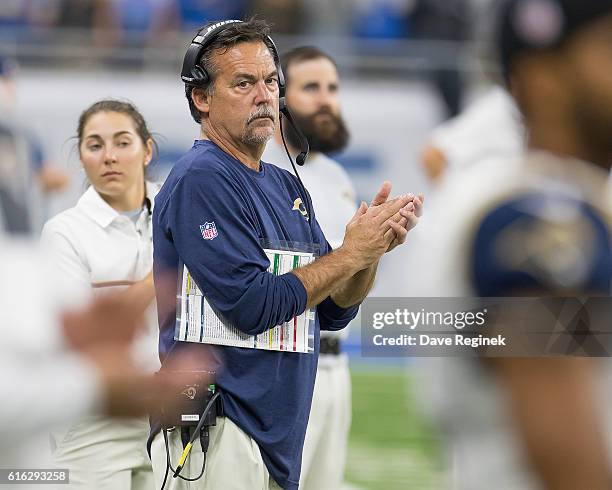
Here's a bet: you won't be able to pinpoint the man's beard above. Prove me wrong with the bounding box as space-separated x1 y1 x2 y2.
283 107 350 155
241 105 277 147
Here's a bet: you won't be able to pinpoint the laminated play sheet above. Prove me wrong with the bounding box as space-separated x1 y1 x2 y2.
175 248 316 353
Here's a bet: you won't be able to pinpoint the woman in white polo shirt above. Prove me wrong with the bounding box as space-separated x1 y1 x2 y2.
42 99 159 489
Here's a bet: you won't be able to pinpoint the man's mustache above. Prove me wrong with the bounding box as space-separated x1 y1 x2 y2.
313 107 334 118
247 107 276 124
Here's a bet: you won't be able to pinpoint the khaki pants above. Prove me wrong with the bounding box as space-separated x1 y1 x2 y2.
52 416 153 490
151 417 283 489
300 359 352 490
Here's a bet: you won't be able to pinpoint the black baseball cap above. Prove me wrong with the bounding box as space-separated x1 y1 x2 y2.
497 0 612 80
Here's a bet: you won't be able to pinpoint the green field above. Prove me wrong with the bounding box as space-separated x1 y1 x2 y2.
345 368 444 490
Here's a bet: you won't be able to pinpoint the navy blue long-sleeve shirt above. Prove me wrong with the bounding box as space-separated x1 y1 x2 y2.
152 140 359 489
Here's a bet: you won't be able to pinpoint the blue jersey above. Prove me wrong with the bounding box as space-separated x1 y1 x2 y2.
152 140 358 489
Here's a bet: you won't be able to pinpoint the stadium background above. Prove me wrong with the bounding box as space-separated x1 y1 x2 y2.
1 1 497 487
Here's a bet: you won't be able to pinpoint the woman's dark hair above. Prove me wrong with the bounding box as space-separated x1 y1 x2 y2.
77 99 157 154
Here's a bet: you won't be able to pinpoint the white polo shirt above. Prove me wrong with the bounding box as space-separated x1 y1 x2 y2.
42 182 160 371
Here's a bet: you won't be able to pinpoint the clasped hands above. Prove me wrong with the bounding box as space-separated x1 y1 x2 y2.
341 181 424 269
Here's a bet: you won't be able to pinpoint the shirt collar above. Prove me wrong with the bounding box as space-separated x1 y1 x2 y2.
76 181 159 229
76 186 118 228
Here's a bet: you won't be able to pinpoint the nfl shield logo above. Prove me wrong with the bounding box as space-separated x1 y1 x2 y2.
200 222 218 240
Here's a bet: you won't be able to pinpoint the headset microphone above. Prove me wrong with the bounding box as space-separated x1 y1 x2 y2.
279 104 309 166
279 105 314 234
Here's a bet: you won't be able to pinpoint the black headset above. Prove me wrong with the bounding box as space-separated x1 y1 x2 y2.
181 20 285 99
180 19 309 166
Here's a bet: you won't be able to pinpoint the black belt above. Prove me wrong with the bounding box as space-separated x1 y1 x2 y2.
320 337 341 355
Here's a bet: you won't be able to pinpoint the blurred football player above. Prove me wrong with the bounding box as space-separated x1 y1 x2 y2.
417 1 612 489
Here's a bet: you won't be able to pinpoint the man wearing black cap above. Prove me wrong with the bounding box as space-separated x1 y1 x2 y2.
416 1 612 488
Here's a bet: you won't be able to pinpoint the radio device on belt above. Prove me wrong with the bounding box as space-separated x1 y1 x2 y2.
159 371 223 489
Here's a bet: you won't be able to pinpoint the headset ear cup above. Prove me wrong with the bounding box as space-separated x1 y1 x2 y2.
279 97 286 112
277 68 285 99
191 65 208 85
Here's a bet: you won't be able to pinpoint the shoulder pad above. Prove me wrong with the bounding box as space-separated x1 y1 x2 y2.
471 192 612 296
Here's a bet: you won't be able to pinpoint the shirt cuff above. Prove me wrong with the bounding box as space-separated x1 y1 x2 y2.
319 296 359 319
285 272 308 314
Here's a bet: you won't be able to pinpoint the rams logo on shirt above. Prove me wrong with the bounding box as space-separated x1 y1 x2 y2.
292 198 309 221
